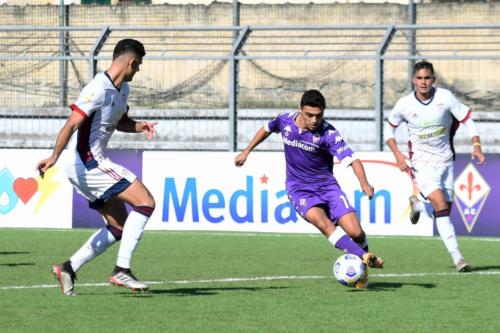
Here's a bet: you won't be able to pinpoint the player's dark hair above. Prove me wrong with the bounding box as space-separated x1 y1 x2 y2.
113 39 146 60
300 89 326 111
413 61 434 76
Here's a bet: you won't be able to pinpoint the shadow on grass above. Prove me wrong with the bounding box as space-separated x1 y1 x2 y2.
468 265 500 272
121 286 290 298
347 281 436 292
0 251 32 255
0 262 35 267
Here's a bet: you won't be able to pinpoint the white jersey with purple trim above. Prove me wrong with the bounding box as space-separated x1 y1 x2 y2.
68 72 129 169
388 87 471 167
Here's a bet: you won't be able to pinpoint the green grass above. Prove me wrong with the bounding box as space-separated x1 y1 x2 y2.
1 229 499 333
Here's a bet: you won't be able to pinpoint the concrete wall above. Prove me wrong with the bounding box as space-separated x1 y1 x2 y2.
1 2 499 110
0 2 499 151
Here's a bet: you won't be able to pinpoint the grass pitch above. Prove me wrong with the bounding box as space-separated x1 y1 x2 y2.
1 228 499 333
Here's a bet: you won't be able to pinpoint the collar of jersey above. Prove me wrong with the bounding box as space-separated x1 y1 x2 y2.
413 87 435 106
104 71 121 92
293 112 323 134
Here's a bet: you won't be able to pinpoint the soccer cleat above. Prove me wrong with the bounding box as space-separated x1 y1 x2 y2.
362 252 384 269
456 258 471 273
109 269 149 291
52 263 76 296
409 195 421 225
355 265 369 289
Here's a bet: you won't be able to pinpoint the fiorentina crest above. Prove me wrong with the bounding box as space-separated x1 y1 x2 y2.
453 163 490 233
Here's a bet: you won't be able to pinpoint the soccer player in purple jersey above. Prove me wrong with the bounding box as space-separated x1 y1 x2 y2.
37 39 156 295
235 89 384 288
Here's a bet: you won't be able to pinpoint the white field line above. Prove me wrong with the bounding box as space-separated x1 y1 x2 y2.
2 228 500 242
2 271 500 291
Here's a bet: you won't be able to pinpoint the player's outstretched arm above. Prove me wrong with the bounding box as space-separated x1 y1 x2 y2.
350 159 374 199
235 127 271 167
116 113 158 140
36 111 86 178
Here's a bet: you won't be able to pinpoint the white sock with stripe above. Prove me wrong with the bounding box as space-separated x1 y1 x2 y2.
70 227 119 272
116 207 153 269
435 215 463 265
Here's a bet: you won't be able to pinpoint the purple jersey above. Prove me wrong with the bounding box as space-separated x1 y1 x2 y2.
265 111 354 188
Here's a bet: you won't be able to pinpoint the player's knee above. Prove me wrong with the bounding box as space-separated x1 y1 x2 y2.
106 225 123 241
144 196 155 209
351 230 365 242
434 208 450 218
136 194 156 211
133 204 155 217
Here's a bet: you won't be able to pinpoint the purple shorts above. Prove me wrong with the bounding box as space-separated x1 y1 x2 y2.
287 183 355 224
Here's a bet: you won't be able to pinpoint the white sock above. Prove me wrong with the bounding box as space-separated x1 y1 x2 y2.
435 216 463 265
116 210 149 269
70 227 118 272
327 228 347 248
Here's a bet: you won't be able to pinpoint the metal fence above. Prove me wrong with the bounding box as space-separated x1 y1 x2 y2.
1 24 500 152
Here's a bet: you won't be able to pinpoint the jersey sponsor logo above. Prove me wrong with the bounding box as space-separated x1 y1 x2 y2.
334 135 343 143
418 127 445 139
453 163 490 233
282 137 317 152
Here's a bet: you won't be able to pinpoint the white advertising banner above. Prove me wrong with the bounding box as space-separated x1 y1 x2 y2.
143 151 433 236
0 149 73 228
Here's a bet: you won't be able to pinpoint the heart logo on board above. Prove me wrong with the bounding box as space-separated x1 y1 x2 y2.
13 178 38 204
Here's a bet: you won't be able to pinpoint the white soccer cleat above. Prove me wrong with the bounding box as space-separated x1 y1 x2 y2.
456 258 471 273
52 264 76 296
109 269 149 291
409 195 421 225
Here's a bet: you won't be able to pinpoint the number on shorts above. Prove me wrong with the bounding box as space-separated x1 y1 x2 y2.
339 195 350 209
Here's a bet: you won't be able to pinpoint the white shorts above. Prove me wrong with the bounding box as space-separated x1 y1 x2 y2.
413 164 454 202
65 155 137 209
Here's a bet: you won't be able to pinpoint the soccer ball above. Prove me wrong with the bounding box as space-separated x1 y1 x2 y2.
333 254 366 287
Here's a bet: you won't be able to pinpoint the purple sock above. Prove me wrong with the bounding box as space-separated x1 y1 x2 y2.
335 235 366 258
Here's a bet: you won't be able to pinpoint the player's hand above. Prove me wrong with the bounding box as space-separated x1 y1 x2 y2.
138 121 158 140
471 148 486 165
361 183 375 199
235 151 248 167
36 157 56 178
395 152 410 172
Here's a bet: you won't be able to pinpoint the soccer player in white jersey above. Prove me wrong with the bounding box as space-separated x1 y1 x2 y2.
386 61 486 272
37 39 157 295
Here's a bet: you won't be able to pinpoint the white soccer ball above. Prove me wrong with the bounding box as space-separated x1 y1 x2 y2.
333 254 366 287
